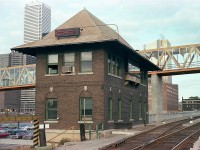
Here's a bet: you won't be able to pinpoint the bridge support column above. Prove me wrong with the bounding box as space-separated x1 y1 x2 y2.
150 74 163 123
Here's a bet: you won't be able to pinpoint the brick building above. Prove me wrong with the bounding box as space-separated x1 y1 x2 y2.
182 96 200 111
12 10 159 130
148 82 178 113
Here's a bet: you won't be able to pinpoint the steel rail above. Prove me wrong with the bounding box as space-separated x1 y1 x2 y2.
101 115 200 150
142 121 200 150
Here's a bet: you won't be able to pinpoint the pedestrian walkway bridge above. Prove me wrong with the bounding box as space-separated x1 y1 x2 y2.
139 43 200 76
0 44 200 90
0 64 35 90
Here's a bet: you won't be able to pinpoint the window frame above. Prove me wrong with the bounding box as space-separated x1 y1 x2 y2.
63 52 75 67
139 99 142 119
45 98 57 121
80 97 93 121
108 53 121 77
47 54 58 74
108 98 113 120
118 98 122 120
80 51 92 73
130 96 133 120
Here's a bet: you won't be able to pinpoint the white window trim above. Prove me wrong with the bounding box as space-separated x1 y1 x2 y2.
117 120 123 122
44 120 58 124
61 73 76 76
78 72 93 75
78 121 93 124
108 120 114 123
45 74 59 76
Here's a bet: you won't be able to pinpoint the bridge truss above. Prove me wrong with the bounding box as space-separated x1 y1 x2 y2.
0 64 36 90
140 44 200 71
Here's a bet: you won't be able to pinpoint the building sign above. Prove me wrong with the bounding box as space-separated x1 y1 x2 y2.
55 28 80 39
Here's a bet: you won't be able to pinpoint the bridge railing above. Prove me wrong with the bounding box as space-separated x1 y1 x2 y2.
0 64 36 88
159 61 200 70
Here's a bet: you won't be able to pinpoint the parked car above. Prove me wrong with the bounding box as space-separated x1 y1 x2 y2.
11 130 27 139
0 130 9 138
22 132 33 140
7 129 18 135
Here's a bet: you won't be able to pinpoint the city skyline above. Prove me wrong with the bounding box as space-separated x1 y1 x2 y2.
0 0 200 99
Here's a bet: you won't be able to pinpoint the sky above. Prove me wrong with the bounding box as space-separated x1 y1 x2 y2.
0 0 200 100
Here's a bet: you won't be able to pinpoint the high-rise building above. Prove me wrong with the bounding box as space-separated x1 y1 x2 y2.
0 53 10 68
10 50 36 66
20 89 35 113
0 51 36 113
144 39 172 83
24 1 51 43
21 1 51 113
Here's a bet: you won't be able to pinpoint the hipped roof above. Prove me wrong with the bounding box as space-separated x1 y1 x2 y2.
13 9 132 50
12 9 160 71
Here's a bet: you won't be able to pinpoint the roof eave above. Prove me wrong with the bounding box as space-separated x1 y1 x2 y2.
115 40 161 71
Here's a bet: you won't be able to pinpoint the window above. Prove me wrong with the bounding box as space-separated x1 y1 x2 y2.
108 98 112 120
80 98 92 121
47 54 58 74
80 52 92 73
130 96 133 119
108 53 121 77
64 53 75 67
139 100 142 119
116 58 121 76
118 99 122 120
46 99 57 120
108 54 111 74
112 56 116 75
63 53 75 73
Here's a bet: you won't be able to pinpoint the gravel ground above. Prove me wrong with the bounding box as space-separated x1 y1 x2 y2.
55 124 156 150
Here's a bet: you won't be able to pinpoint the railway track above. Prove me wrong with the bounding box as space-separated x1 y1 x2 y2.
142 122 200 150
101 116 200 150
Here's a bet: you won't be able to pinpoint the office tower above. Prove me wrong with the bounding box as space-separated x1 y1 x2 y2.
144 39 171 50
24 1 51 43
21 1 51 113
144 39 172 83
10 51 36 66
0 53 10 68
20 89 35 113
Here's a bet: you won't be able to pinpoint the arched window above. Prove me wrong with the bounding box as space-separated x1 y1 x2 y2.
80 97 92 121
46 98 57 120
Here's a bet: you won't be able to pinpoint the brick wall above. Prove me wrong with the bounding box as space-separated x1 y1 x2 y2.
35 44 148 130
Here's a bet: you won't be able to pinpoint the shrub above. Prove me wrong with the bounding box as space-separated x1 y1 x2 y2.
58 138 71 146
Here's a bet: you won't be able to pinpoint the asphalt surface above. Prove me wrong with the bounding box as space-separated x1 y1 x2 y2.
0 139 33 150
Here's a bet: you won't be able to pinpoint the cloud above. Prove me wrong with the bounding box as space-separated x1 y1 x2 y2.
0 0 200 98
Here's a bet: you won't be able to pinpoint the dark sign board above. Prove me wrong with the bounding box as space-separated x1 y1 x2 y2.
55 28 80 39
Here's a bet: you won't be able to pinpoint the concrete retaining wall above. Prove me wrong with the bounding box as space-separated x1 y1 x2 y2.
149 111 200 123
